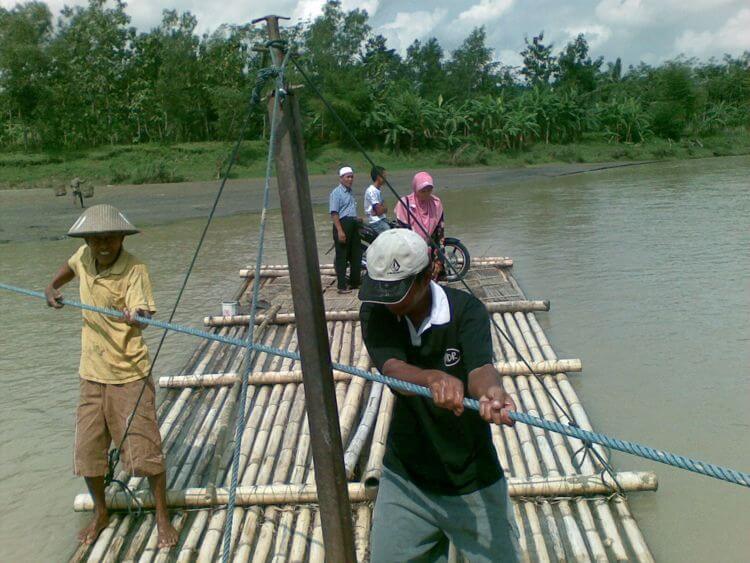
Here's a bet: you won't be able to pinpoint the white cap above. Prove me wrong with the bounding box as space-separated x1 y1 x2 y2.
339 166 354 177
358 229 429 304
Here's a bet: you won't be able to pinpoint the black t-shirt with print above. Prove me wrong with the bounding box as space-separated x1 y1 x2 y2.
360 286 503 495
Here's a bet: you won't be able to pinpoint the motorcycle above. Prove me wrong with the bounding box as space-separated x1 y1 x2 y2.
359 220 471 282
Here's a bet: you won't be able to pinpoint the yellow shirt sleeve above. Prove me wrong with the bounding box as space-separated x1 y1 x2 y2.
67 244 87 276
126 263 157 314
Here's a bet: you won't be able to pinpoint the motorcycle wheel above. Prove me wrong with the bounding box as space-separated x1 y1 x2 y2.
441 238 470 282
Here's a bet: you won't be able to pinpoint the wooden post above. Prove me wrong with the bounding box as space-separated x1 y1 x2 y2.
252 14 356 563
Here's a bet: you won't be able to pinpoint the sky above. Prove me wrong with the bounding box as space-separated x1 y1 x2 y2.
3 0 749 67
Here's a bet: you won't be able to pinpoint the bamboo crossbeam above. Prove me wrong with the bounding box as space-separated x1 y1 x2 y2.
158 370 353 388
495 358 581 375
240 257 514 278
203 300 550 326
73 472 656 511
158 358 581 388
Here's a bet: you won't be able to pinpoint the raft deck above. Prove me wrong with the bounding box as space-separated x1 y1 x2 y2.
69 257 656 562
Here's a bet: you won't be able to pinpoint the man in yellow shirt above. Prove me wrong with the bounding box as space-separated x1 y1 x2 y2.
45 204 177 547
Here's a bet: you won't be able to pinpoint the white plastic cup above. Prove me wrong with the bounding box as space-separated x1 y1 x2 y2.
222 301 239 317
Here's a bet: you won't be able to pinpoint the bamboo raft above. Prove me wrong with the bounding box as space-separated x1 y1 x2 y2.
69 259 657 562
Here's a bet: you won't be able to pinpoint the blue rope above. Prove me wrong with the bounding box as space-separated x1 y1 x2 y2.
3 281 749 489
221 49 289 563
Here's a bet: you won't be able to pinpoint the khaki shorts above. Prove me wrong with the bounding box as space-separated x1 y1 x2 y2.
74 377 165 477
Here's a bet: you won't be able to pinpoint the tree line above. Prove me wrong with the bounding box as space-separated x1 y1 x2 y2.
1 0 748 153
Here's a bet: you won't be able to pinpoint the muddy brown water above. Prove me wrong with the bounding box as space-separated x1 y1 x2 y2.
1 157 748 561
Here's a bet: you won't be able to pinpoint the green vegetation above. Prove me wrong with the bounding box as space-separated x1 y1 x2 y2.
3 131 750 190
0 0 748 188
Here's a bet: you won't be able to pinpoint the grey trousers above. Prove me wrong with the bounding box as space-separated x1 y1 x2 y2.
371 467 520 563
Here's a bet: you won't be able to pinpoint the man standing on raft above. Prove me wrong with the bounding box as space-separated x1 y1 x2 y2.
329 165 362 294
359 229 520 562
45 204 178 547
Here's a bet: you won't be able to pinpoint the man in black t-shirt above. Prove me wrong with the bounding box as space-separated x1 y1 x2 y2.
359 229 520 562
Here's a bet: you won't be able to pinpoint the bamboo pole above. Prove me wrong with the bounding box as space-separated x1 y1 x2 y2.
510 311 617 561
140 386 233 562
344 381 383 478
175 325 273 563
240 257 513 278
498 313 569 561
203 300 550 326
157 357 581 388
501 317 591 562
228 323 314 561
158 369 354 388
294 321 350 563
490 325 552 562
223 326 297 558
512 314 609 561
234 383 299 563
338 329 370 445
288 507 312 562
268 384 309 560
362 385 395 488
74 472 655 511
354 504 372 563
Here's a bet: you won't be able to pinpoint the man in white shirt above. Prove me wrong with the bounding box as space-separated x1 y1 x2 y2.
364 166 390 235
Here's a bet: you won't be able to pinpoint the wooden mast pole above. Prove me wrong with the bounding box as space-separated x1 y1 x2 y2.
251 14 356 562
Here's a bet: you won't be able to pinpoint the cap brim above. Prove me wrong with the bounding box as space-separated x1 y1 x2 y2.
358 273 416 305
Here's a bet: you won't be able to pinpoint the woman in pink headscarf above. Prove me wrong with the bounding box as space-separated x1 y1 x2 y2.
395 171 445 243
395 172 445 278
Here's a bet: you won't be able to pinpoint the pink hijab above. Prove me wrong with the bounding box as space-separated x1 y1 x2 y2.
396 172 444 241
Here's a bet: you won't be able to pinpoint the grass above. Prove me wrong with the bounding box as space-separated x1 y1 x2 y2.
1 128 749 190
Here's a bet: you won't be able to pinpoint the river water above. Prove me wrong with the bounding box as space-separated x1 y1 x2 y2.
1 156 748 561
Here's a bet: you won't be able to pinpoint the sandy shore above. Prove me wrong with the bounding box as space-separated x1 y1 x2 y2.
0 161 650 243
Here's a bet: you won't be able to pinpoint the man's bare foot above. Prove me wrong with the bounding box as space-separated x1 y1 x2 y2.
156 516 179 548
78 511 109 544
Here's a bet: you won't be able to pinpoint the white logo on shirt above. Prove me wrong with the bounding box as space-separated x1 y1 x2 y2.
444 348 460 367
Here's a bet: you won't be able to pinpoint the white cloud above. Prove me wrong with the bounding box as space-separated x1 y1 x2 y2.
292 0 327 21
674 30 716 56
595 0 741 27
457 0 514 25
498 48 523 68
674 7 750 56
293 0 380 21
718 7 750 50
564 24 612 49
595 0 653 26
381 9 447 53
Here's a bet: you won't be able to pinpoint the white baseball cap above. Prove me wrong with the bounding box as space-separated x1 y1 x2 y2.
358 229 430 304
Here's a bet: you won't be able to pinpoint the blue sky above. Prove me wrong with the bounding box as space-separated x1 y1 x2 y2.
4 0 749 67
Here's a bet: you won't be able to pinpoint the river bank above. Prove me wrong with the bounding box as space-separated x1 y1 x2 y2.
1 129 748 190
0 159 659 244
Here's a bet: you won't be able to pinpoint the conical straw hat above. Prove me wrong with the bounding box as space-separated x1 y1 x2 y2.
67 204 140 238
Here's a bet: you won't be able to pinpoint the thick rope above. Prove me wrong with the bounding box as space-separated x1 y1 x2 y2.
3 282 749 489
221 48 289 563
